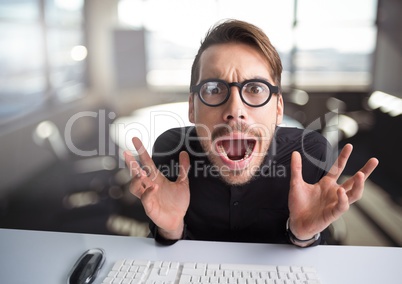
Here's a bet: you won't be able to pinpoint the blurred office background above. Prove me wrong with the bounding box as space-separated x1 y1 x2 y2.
0 0 401 246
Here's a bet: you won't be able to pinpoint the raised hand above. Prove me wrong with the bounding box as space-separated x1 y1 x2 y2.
124 137 191 239
288 143 379 243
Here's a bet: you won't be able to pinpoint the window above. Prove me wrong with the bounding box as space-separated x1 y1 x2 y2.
117 0 377 92
0 0 86 125
293 0 378 90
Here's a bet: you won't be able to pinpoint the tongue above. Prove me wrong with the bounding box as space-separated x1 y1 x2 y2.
221 140 248 160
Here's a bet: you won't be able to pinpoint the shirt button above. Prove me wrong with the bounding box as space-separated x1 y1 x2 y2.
233 201 239 206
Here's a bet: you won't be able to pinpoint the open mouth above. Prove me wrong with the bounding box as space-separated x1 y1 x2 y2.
216 138 256 162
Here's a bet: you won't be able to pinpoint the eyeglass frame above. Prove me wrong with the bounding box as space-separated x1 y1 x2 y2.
190 78 280 107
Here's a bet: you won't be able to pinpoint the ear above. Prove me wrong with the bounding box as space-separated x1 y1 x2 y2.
275 94 284 125
188 94 195 123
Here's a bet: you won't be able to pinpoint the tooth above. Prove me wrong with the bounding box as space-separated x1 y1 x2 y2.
218 144 228 157
244 142 253 158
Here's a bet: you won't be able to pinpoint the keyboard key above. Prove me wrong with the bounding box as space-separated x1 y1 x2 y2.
181 267 206 276
221 263 277 272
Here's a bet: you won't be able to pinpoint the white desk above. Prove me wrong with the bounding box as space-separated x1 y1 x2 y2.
0 229 401 284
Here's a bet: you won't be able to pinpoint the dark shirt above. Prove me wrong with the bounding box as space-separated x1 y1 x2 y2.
149 126 333 245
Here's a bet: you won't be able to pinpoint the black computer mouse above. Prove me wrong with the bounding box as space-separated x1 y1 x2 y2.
68 248 105 284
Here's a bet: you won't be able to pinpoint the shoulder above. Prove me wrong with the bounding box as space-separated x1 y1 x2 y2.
272 127 334 182
275 126 328 145
155 126 193 141
152 126 200 169
152 126 201 181
152 126 195 156
273 127 330 157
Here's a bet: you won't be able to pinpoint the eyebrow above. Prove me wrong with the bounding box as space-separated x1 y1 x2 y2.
199 76 273 84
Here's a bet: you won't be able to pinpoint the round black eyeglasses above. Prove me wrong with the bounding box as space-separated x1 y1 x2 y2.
190 79 279 107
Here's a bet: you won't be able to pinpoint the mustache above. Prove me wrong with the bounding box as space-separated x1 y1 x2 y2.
211 122 263 141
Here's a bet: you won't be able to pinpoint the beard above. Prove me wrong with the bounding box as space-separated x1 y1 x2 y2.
196 121 273 186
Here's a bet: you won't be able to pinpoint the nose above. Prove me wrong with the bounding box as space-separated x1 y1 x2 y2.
222 86 247 122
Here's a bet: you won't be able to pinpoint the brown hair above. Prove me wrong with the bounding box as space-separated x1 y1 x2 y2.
190 19 283 92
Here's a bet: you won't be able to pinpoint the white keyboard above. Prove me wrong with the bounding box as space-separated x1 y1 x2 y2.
102 259 321 284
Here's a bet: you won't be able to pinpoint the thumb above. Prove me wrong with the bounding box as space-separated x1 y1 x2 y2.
290 151 303 187
177 151 190 184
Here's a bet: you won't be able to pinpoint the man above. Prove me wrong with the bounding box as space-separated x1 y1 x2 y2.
124 19 378 247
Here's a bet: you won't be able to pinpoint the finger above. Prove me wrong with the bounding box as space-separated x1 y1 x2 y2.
359 158 379 180
128 170 152 199
177 151 190 184
132 137 158 179
290 151 303 187
345 171 365 204
333 187 350 218
341 157 379 190
129 177 145 199
141 184 159 212
327 144 353 180
124 150 142 177
341 167 365 190
124 150 153 195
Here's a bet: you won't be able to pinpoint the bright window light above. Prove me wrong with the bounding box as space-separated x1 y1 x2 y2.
70 45 87 61
368 91 402 117
55 0 83 11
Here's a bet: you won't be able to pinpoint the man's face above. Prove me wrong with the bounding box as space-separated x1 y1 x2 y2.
189 42 284 185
